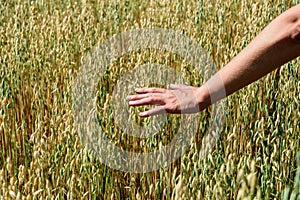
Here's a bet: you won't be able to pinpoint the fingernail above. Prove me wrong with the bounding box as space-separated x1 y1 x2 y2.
135 88 141 92
169 84 176 89
126 96 131 101
139 112 147 117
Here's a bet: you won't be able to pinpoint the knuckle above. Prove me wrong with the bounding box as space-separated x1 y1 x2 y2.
152 88 159 93
146 96 154 103
153 88 165 93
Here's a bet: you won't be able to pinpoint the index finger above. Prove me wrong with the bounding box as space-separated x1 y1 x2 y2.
135 88 166 94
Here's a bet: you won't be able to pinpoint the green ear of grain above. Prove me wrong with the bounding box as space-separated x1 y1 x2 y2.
0 0 299 199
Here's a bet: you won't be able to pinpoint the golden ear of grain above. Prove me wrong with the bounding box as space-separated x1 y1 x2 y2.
0 0 299 199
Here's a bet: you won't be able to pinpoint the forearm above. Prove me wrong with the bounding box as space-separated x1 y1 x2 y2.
200 4 300 106
127 5 300 117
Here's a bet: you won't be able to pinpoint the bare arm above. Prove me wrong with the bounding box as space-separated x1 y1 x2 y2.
126 4 300 117
219 4 300 97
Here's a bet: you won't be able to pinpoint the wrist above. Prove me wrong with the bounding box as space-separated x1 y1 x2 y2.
195 86 211 111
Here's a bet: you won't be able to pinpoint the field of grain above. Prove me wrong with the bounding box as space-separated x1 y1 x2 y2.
0 0 300 199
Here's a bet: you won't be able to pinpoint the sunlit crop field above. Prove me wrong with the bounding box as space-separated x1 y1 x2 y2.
1 0 300 199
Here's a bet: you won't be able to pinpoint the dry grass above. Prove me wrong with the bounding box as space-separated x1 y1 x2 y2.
0 0 299 199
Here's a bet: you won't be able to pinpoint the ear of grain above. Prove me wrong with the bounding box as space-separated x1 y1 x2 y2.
0 0 299 199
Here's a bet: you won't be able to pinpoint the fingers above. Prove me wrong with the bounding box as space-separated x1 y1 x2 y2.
139 106 166 117
126 87 173 117
126 88 167 117
135 87 166 94
127 94 165 106
126 93 148 101
128 97 155 106
126 87 167 106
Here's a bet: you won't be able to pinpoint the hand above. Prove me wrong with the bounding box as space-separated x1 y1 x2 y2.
126 84 210 117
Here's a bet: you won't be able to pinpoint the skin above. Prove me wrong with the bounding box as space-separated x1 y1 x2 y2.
126 4 300 117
